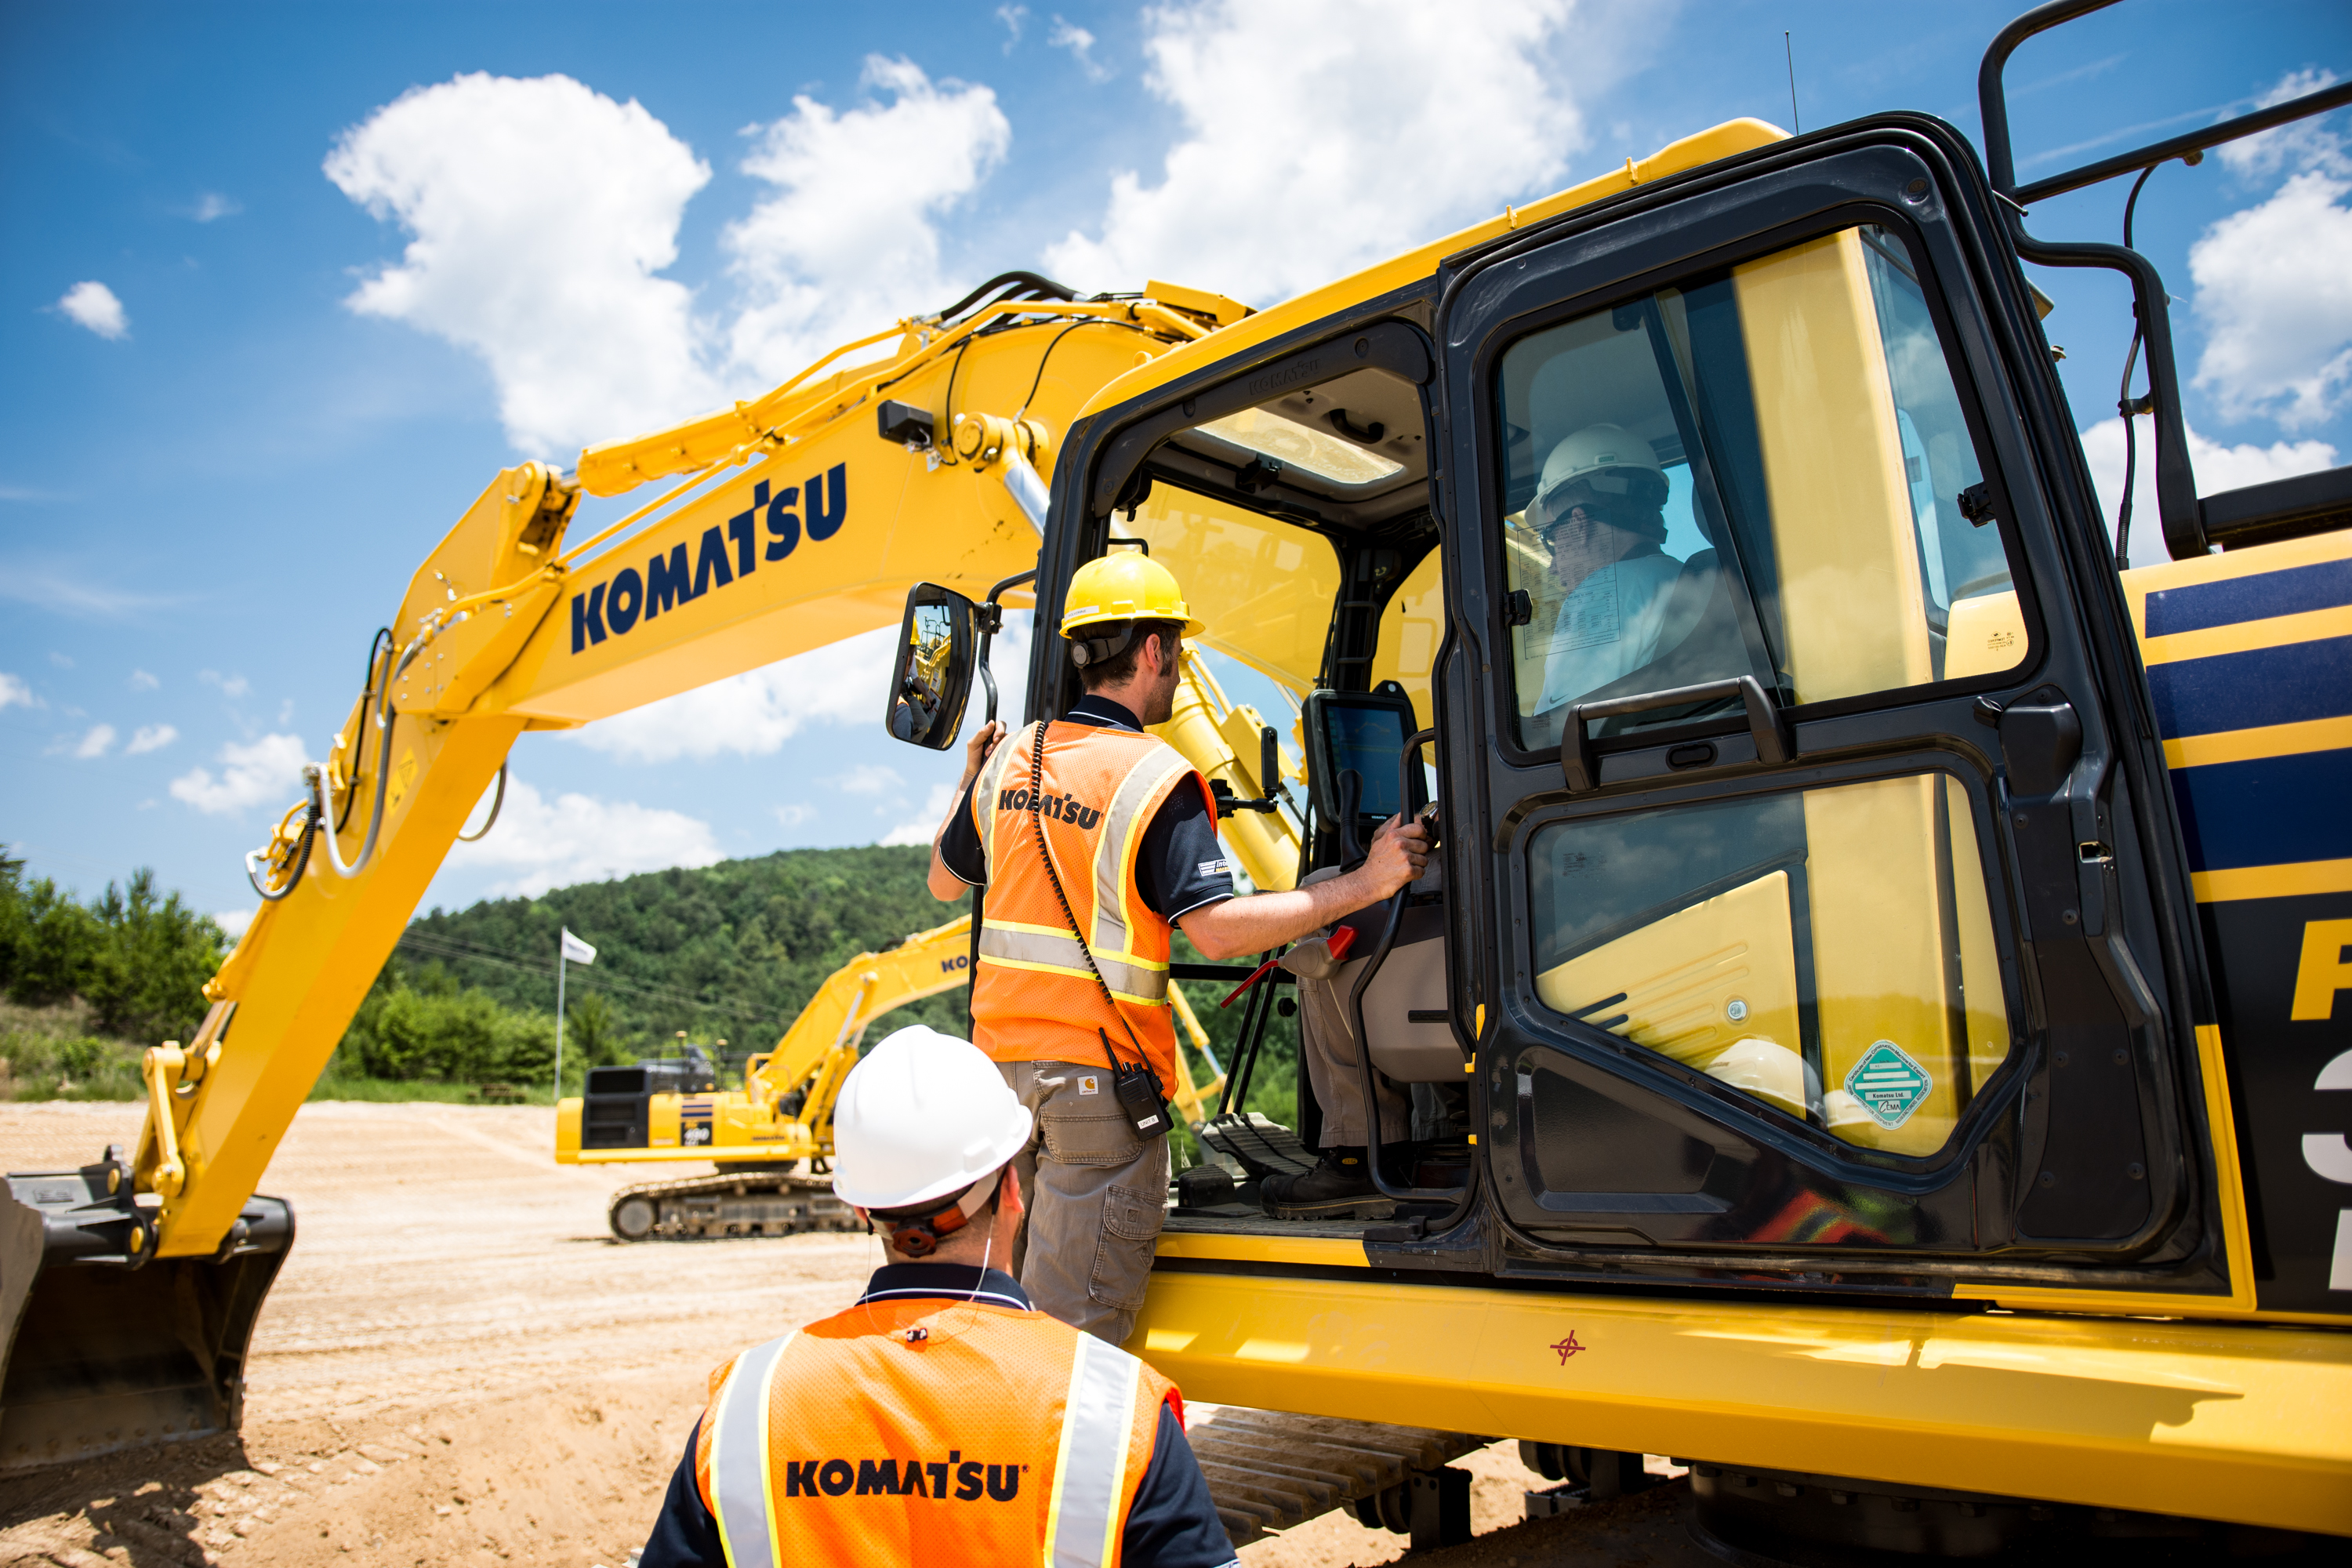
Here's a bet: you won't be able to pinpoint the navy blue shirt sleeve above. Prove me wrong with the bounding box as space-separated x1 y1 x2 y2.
938 773 986 885
1135 782 1236 922
638 1417 723 1568
1122 1403 1240 1567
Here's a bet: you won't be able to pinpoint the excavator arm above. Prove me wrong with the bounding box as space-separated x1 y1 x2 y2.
2 274 1260 1469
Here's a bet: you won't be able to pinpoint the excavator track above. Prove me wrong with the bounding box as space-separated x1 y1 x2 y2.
604 1168 860 1243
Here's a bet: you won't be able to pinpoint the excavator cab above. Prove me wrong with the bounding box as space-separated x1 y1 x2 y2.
1033 107 2245 1294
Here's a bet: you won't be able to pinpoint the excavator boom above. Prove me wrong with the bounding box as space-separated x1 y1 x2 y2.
1 278 1237 1468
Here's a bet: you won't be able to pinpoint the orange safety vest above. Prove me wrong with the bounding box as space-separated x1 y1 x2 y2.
968 719 1216 1087
694 1295 1177 1566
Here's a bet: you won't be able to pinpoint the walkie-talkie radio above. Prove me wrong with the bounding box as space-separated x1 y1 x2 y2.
1101 1028 1171 1139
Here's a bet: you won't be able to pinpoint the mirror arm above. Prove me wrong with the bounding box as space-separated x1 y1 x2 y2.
977 569 1037 726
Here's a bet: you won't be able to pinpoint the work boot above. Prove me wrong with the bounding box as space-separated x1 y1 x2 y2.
1261 1148 1394 1221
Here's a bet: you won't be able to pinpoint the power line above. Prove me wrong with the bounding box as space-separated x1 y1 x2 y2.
392 930 775 1027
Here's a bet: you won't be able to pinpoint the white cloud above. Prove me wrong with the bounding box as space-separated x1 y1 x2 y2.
129 668 159 690
198 669 252 699
49 652 73 669
213 907 256 940
2189 74 2352 430
775 803 816 828
191 192 243 223
0 673 38 711
571 626 895 762
325 73 720 457
448 776 722 896
2079 417 2339 567
880 782 956 847
126 723 178 755
2216 70 2347 182
61 724 115 759
169 732 308 815
722 57 1011 382
833 763 903 795
1048 16 1113 82
1044 0 1584 306
56 281 128 340
996 4 1028 49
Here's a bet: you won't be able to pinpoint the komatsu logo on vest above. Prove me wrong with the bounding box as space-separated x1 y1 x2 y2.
997 786 1102 831
782 1452 1023 1501
569 464 847 654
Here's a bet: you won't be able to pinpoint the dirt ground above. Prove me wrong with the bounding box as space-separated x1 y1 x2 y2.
0 1102 1711 1568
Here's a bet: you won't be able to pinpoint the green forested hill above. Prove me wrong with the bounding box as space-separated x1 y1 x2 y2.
377 841 1293 1117
389 845 971 1062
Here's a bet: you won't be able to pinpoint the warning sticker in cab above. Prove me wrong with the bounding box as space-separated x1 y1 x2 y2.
1845 1041 1932 1129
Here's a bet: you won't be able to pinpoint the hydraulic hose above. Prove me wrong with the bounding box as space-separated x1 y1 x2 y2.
308 625 432 880
456 760 508 843
244 804 317 902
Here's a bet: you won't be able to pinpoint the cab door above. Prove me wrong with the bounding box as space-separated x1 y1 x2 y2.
1433 120 2219 1288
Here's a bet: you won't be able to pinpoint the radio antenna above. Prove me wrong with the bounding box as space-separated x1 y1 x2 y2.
1784 31 1801 134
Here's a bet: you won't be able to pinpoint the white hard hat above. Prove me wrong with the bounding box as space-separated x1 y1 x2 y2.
1534 423 1667 509
830 1025 1033 1210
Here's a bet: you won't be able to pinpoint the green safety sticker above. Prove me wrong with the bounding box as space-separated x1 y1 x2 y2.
1845 1040 1933 1129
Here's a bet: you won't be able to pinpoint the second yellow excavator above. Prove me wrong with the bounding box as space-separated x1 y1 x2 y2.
553 910 1231 1240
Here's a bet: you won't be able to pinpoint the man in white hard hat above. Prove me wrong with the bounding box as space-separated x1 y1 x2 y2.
638 1025 1236 1567
1527 423 1684 712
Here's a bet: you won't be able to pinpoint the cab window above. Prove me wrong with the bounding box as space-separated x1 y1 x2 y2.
1496 223 2024 753
1116 480 1341 695
1529 771 2010 1156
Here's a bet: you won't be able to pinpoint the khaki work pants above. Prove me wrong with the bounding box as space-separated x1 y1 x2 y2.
1291 965 1410 1147
996 1058 1169 1345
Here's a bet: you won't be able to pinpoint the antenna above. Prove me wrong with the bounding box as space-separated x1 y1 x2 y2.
1784 31 1800 135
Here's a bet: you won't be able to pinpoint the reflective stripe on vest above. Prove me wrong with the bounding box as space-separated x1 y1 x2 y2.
1044 1334 1146 1568
978 918 1169 1004
1087 750 1196 958
973 728 1025 874
709 1330 796 1568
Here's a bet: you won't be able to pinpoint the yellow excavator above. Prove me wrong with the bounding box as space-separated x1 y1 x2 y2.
7 3 2350 1554
550 909 1231 1241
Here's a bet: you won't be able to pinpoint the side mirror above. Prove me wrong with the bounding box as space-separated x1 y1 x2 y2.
884 583 978 750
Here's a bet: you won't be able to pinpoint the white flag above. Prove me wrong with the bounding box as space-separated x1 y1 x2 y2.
561 928 597 966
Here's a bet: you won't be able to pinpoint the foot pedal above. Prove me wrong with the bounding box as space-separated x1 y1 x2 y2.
1197 1112 1316 1181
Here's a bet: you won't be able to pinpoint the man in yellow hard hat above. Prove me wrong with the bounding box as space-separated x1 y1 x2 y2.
924 552 1428 1341
637 1025 1238 1566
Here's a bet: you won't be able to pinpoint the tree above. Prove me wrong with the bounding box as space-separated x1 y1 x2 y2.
565 991 625 1071
84 869 224 1042
5 876 107 1006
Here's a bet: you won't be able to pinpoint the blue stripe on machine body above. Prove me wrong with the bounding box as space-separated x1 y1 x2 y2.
2143 636 2352 740
2144 557 2352 638
2168 748 2352 873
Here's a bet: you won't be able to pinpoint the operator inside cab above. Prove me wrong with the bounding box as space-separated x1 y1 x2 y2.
925 554 1430 1340
637 1026 1236 1567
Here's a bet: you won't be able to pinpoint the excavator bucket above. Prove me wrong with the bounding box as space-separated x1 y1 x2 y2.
0 1146 292 1473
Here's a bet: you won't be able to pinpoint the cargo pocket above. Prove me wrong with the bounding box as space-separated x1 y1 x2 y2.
1040 1105 1137 1169
1090 1182 1166 1312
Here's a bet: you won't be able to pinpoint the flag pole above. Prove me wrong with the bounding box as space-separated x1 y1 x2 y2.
554 936 568 1102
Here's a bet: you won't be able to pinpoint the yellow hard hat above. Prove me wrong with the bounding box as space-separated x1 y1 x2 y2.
1059 552 1205 638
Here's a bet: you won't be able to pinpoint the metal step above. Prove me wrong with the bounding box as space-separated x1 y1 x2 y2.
1187 1406 1490 1546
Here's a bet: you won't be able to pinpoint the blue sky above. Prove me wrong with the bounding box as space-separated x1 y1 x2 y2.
5 0 2347 936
